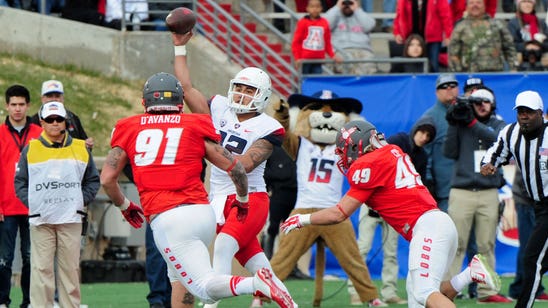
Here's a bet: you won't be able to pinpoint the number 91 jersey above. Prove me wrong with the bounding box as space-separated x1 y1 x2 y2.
345 144 438 241
110 113 221 217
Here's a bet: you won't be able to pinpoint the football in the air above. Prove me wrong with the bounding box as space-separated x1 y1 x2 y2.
165 7 196 34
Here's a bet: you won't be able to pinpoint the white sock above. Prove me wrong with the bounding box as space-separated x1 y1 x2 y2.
450 267 472 292
233 276 254 295
244 254 291 294
244 252 271 273
206 275 253 299
213 233 240 274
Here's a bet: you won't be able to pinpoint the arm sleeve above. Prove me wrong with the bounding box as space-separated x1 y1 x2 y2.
443 125 459 159
448 24 464 71
482 124 513 167
354 9 376 33
507 19 524 52
393 0 403 36
324 6 338 28
0 162 4 215
539 20 548 51
486 0 497 18
472 120 506 147
14 147 30 207
499 21 518 69
72 114 89 140
291 20 305 60
67 112 89 140
345 159 384 203
437 0 454 39
324 20 336 58
81 149 101 205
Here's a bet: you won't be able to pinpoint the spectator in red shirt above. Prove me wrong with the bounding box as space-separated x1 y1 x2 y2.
393 0 453 72
292 0 342 74
0 85 42 308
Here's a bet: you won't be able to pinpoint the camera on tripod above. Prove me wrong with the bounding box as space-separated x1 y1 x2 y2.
452 96 474 117
446 96 475 125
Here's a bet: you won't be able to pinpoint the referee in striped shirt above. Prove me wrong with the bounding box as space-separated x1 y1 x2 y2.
480 90 547 308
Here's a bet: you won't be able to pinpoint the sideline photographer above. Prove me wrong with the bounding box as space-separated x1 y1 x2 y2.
443 88 513 303
445 92 496 127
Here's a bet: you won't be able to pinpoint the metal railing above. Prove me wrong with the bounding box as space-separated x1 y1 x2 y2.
256 11 548 24
297 57 429 91
194 0 300 98
120 0 194 30
237 0 364 93
116 0 433 97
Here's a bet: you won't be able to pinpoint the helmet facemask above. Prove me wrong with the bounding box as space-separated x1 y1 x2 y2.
227 67 272 114
335 135 365 174
335 120 386 173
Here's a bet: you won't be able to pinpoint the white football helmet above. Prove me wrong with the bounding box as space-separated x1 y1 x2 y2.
227 67 272 114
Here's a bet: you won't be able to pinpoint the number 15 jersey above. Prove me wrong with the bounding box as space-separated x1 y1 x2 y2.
345 144 438 241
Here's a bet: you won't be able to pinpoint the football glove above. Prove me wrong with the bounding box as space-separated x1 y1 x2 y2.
228 195 249 222
120 200 144 229
280 214 311 234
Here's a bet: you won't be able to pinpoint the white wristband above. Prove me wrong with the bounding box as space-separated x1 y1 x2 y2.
174 45 187 56
300 214 311 226
236 194 249 203
117 198 130 210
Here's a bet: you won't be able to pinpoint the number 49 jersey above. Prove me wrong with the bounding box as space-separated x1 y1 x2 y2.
345 144 438 241
110 113 220 217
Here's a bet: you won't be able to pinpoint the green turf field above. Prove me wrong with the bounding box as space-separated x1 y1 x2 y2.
8 276 543 307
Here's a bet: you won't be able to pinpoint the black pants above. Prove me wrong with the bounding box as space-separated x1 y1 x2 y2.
266 187 297 238
516 205 548 308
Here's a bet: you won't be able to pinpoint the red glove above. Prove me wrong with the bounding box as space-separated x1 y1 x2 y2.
229 195 249 222
120 200 144 228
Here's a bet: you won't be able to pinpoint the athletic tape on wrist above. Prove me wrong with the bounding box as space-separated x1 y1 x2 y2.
118 198 130 211
300 214 311 225
236 195 249 203
174 45 187 56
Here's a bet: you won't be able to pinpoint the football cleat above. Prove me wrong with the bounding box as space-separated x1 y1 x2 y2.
469 254 501 292
368 298 388 307
477 294 512 303
253 268 297 308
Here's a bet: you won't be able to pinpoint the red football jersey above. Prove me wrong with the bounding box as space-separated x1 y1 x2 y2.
111 113 221 217
345 144 438 241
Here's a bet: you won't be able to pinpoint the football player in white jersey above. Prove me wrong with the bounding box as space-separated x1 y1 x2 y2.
171 32 296 308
